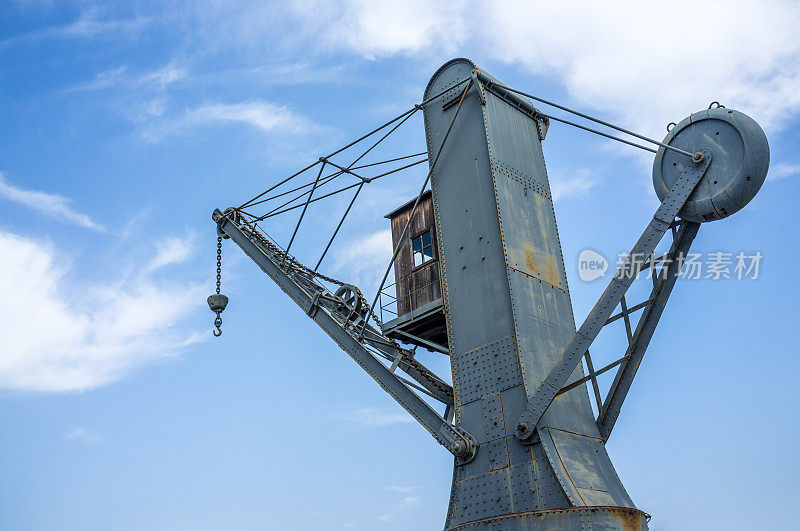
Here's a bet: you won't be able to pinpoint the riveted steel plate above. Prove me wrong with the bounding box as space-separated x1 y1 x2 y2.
451 469 512 525
487 438 510 471
454 335 523 405
539 427 634 508
482 392 506 441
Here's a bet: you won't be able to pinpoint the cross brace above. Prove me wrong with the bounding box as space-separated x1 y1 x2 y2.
514 151 711 443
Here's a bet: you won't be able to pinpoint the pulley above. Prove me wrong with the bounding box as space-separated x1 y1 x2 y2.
653 106 769 222
334 284 367 322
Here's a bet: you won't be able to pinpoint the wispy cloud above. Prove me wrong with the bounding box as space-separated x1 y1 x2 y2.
377 495 420 522
333 229 393 293
337 407 414 428
187 102 319 134
767 163 800 181
143 235 195 274
141 101 324 142
0 173 104 231
0 7 150 50
66 63 187 93
386 485 418 494
64 426 100 444
549 168 599 201
0 230 203 392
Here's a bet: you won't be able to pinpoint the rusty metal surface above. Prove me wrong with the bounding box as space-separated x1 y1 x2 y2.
423 58 641 530
445 506 649 530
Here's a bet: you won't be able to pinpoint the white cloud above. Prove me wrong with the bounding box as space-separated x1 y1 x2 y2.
0 230 203 392
281 0 800 137
0 173 104 231
483 1 800 135
292 0 467 59
64 425 100 443
386 485 417 494
0 7 150 50
377 495 421 522
188 102 318 134
142 101 324 142
767 163 800 181
338 407 414 427
549 168 598 201
333 229 393 293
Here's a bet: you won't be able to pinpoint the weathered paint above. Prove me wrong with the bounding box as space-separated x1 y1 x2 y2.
423 58 643 530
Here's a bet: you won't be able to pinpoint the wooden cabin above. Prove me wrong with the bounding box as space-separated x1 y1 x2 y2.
381 191 448 350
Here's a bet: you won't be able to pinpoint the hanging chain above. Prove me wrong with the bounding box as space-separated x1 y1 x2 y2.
208 235 227 337
216 236 222 295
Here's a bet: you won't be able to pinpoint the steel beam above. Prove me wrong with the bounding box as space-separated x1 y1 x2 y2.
215 210 475 461
514 152 711 442
597 221 700 440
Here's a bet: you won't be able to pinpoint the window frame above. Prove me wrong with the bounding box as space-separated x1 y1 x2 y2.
410 229 436 270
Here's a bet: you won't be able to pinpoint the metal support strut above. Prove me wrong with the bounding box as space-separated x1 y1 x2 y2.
515 150 711 443
212 209 477 462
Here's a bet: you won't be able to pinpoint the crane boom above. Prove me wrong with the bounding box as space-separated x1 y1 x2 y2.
212 208 477 462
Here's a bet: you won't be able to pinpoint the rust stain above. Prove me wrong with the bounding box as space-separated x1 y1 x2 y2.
541 254 562 288
525 243 541 275
611 509 647 531
521 243 562 289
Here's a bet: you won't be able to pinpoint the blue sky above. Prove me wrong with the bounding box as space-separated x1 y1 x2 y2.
1 1 799 529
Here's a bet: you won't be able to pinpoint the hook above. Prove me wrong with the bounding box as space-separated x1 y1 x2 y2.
213 314 223 337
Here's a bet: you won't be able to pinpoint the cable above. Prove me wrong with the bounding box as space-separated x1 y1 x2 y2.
483 80 695 158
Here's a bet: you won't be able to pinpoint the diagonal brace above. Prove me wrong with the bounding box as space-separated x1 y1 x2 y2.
596 220 700 440
514 151 711 443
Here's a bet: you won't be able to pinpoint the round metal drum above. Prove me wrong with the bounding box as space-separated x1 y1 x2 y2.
652 108 769 223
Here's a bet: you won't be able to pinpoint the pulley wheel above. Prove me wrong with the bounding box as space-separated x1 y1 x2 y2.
334 284 363 319
652 107 769 223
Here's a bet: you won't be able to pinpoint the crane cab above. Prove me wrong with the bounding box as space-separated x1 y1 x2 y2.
380 191 448 351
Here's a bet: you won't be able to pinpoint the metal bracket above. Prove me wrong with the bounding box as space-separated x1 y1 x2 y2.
392 329 449 354
307 290 322 317
471 70 486 106
514 151 711 443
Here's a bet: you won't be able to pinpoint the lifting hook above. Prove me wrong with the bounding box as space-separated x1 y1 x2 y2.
208 235 228 338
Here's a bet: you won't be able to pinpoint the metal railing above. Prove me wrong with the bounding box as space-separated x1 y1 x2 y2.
378 275 441 325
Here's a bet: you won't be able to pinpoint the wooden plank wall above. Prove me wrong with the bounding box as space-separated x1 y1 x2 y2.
389 192 442 316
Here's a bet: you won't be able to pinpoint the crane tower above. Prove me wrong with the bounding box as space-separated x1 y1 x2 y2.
210 58 769 529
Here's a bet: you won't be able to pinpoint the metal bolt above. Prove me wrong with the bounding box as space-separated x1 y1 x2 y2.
692 151 704 163
517 422 528 434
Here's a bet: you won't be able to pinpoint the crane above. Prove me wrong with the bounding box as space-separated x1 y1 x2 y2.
209 58 769 530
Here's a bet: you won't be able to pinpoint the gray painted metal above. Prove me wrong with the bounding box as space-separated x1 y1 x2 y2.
212 209 475 460
597 221 700 440
423 59 648 530
653 108 769 222
213 58 769 530
514 153 711 441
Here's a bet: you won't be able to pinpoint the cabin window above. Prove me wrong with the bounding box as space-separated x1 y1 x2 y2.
412 230 434 267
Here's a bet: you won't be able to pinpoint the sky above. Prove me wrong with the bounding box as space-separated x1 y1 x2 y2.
1 1 799 529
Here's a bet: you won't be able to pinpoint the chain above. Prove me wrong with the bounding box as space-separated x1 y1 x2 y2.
236 215 451 396
216 236 222 295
